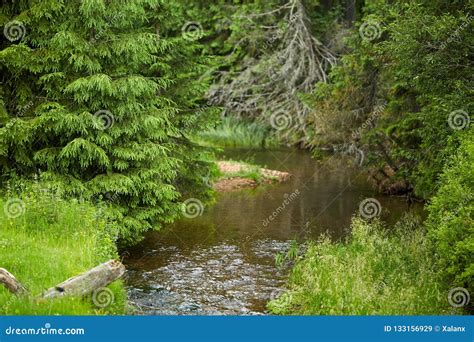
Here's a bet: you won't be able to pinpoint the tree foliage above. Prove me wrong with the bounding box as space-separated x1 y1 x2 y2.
427 131 474 297
0 0 218 243
301 0 473 198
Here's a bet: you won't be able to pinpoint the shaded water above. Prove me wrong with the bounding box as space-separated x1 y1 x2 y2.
123 148 420 315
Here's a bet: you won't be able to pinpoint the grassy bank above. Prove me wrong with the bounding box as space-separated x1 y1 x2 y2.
0 187 126 315
268 216 459 315
193 118 278 148
270 132 473 315
217 160 267 182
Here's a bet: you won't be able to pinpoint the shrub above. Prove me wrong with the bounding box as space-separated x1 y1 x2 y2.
268 216 451 315
426 131 474 297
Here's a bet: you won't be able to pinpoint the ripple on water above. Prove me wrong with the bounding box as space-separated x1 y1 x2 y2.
127 240 290 315
124 149 418 315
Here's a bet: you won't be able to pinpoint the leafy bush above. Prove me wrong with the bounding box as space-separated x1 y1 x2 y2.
268 216 452 315
306 0 473 198
426 131 474 296
0 185 125 315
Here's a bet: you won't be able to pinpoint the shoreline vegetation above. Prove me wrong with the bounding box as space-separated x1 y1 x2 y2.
192 118 279 149
0 186 126 315
269 216 450 315
214 161 291 192
269 132 473 315
1 0 472 316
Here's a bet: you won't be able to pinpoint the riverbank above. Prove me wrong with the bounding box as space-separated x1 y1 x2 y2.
0 187 126 315
123 148 424 315
268 216 452 315
268 133 474 315
214 160 291 191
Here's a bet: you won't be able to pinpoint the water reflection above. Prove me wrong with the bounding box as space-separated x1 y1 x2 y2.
124 148 420 315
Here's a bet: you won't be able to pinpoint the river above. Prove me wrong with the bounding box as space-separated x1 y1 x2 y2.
123 148 420 315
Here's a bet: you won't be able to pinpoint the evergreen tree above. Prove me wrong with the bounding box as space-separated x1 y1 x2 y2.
0 0 217 243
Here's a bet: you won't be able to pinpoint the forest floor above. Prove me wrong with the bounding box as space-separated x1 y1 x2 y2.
214 161 291 191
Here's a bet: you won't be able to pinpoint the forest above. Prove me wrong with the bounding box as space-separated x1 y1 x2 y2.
0 0 472 316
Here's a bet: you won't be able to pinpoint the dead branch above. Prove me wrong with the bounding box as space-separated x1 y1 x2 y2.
208 0 337 143
42 260 125 299
0 268 28 295
0 260 125 299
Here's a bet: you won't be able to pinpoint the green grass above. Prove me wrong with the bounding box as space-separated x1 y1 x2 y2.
193 117 278 148
269 215 459 315
217 160 265 182
0 186 126 315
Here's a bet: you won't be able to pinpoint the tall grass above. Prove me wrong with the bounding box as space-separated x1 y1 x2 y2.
268 215 458 315
193 117 278 148
0 186 126 315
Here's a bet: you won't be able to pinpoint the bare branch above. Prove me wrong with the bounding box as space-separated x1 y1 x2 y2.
207 0 336 143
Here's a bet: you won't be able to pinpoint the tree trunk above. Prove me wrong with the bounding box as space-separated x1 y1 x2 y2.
1 260 125 299
0 268 27 295
345 0 357 25
42 260 125 298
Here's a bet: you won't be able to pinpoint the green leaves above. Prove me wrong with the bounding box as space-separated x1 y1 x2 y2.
427 131 474 295
1 0 217 244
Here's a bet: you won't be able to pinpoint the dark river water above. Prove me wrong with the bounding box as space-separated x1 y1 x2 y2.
123 148 420 315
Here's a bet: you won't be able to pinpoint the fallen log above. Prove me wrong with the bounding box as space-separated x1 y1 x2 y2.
0 268 27 295
42 260 125 298
0 260 125 299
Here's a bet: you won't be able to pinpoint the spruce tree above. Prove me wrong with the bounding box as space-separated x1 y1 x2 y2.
0 0 216 243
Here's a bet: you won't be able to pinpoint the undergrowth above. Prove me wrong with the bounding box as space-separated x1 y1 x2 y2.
0 185 126 315
268 215 458 315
